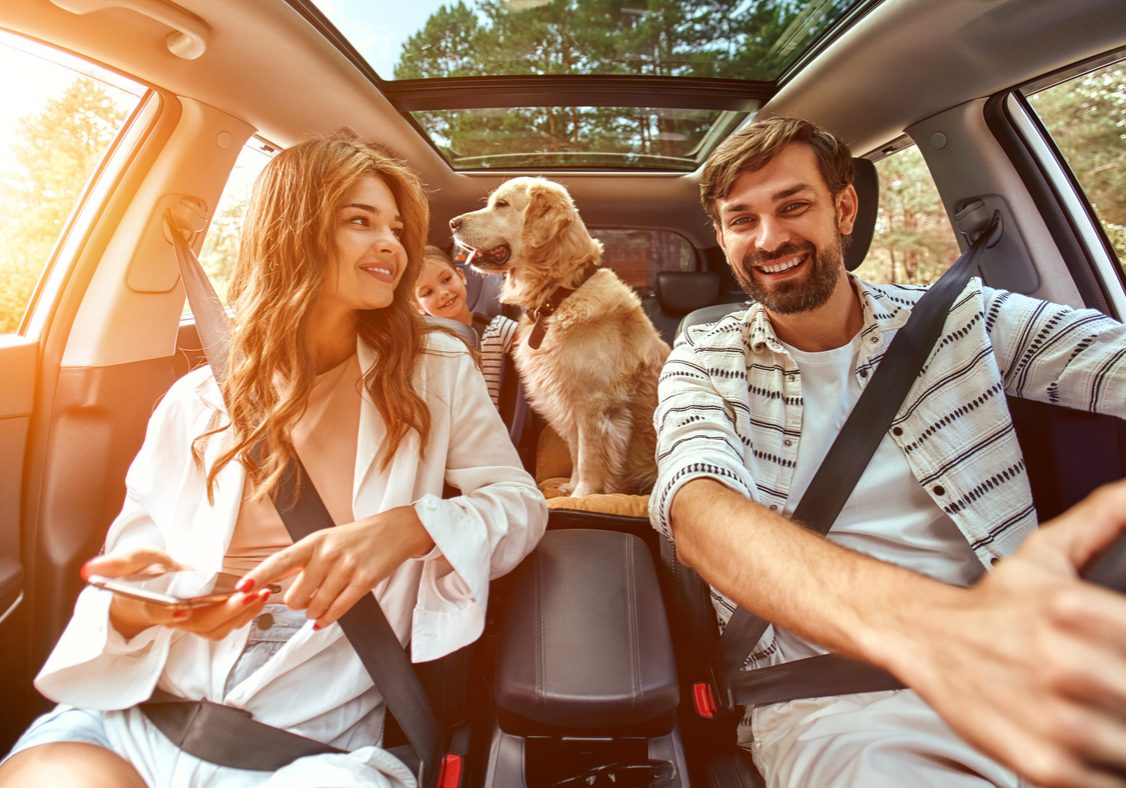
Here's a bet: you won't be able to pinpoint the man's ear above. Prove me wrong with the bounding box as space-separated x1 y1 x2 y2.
836 184 859 237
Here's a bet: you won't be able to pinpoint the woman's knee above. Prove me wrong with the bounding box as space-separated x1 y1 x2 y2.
0 742 146 787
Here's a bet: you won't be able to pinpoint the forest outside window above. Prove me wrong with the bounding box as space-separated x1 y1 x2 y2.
0 32 142 334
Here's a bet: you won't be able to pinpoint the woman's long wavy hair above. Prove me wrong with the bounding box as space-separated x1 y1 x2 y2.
195 136 431 500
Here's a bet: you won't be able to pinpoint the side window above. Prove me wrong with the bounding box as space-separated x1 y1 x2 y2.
855 144 959 286
588 228 697 294
1025 59 1125 272
195 139 274 306
0 33 143 334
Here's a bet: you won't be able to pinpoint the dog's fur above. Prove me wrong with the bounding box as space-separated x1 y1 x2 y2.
450 177 671 496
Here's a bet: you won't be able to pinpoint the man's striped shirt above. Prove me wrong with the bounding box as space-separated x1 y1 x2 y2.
649 275 1126 667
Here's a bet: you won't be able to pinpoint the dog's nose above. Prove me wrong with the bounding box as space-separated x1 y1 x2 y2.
449 216 462 232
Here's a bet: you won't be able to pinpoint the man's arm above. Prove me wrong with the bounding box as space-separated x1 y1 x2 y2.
985 286 1126 416
672 476 1126 788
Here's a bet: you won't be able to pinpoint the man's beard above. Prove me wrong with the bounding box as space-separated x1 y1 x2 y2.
733 234 845 315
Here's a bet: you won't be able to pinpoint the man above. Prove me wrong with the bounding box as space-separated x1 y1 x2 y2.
650 116 1126 787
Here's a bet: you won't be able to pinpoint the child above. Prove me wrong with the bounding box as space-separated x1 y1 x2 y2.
415 245 518 407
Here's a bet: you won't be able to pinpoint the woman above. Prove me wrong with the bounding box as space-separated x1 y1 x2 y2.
0 137 546 786
414 245 518 408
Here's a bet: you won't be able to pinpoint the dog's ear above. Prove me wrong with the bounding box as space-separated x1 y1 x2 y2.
522 183 574 251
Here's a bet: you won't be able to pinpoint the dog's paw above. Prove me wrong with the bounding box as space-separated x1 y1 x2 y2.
557 480 576 495
571 482 595 498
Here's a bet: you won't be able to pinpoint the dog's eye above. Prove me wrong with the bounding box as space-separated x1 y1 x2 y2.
494 200 509 209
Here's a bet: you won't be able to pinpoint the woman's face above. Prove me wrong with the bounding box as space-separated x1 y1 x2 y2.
314 175 406 323
415 258 471 325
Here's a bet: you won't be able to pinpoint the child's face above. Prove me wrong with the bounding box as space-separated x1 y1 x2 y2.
415 258 472 325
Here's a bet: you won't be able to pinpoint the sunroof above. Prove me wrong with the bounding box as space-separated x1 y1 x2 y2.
299 0 871 170
309 0 865 81
410 105 746 171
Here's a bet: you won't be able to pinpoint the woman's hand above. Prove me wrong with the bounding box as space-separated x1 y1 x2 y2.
237 505 435 629
83 546 272 641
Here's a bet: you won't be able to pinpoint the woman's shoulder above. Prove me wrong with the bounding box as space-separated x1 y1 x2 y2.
161 364 223 416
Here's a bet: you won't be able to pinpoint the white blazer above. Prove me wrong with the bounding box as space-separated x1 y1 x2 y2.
34 333 547 786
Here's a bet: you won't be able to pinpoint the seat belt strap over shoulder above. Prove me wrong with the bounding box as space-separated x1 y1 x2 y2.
165 213 460 788
705 213 1002 710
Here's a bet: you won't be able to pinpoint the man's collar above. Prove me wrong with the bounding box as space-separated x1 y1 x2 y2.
743 273 912 355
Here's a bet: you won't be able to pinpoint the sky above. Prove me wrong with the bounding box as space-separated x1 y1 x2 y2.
314 0 454 78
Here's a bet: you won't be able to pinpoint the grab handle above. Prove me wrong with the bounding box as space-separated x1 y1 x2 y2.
49 0 209 60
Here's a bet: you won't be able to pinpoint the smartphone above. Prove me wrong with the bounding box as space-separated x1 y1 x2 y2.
86 570 279 610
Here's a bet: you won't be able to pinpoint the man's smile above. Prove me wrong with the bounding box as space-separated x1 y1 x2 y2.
755 252 808 276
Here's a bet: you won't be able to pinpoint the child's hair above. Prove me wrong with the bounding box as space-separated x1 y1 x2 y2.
422 244 455 271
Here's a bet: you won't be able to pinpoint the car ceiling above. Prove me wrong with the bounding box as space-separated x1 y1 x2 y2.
3 0 1125 250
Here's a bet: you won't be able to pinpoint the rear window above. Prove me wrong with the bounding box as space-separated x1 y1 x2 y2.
589 228 697 295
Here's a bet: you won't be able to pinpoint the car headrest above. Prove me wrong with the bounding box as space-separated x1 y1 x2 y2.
655 271 721 317
425 315 477 348
460 263 506 319
846 157 878 272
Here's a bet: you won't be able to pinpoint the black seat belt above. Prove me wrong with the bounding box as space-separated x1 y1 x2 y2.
163 210 456 787
702 214 1002 713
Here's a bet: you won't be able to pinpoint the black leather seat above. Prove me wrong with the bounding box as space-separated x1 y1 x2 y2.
647 270 722 344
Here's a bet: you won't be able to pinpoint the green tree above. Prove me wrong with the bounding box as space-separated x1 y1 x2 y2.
0 77 128 332
1029 62 1126 271
394 0 806 166
395 2 488 79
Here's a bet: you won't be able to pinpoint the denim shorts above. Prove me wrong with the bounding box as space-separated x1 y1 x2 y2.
5 604 305 763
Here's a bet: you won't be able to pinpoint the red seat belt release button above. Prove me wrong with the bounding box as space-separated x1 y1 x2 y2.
693 681 717 719
437 753 463 788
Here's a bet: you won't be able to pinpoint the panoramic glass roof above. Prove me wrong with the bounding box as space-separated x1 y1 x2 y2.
300 0 870 170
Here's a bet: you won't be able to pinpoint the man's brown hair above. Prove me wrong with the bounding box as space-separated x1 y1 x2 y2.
700 116 854 224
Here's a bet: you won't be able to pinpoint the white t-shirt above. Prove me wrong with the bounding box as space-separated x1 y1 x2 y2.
773 334 985 662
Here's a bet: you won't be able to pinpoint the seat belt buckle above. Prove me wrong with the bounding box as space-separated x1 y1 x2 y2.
694 666 738 719
691 681 717 719
436 753 463 788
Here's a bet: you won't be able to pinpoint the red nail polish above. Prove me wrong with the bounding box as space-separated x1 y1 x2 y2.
79 561 94 581
312 623 321 631
258 589 271 602
173 610 189 620
235 578 255 593
241 594 257 606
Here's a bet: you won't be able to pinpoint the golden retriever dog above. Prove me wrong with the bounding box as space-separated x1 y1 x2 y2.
450 177 670 496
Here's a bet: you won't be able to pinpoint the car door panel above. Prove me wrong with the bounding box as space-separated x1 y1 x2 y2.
0 335 36 747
